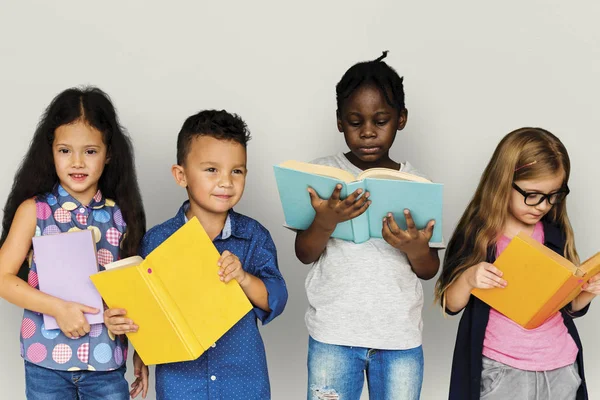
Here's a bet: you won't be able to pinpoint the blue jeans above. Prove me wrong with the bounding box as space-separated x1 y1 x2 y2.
24 361 129 400
308 336 424 400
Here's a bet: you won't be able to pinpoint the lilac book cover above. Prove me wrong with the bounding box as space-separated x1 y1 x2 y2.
32 229 104 330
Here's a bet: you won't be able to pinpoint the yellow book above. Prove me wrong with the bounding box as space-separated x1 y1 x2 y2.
90 217 253 365
471 232 600 329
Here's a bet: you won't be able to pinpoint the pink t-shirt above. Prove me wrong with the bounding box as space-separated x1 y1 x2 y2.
482 222 578 371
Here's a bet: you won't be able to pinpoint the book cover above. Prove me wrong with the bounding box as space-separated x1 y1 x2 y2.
273 160 443 244
90 217 253 365
32 229 104 330
471 232 600 329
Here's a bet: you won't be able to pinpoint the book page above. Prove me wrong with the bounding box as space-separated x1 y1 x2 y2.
278 160 356 183
357 168 431 183
578 252 600 277
103 256 144 271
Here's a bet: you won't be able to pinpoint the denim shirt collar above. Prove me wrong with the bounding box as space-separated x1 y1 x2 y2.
177 200 251 240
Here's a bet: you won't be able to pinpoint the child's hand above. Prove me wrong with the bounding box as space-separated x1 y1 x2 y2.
130 351 149 399
308 185 370 231
381 210 434 256
465 262 507 290
55 301 99 339
218 250 247 285
582 272 600 296
103 308 138 335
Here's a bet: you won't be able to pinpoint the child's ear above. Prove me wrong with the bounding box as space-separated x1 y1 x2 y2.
336 109 343 132
397 108 408 130
171 164 187 188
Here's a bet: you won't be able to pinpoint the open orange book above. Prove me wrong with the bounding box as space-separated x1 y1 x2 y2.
471 232 600 329
90 217 252 365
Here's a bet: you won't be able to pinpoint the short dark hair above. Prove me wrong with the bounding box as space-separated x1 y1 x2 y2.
336 51 406 114
176 109 251 165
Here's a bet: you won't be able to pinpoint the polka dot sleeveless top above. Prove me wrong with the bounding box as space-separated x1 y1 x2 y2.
20 184 128 371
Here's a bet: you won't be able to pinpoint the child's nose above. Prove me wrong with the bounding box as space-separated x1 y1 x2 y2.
72 153 84 167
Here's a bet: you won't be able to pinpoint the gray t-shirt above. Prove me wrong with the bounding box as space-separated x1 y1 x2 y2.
305 153 427 350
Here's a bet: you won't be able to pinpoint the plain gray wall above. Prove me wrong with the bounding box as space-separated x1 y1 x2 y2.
1 1 599 399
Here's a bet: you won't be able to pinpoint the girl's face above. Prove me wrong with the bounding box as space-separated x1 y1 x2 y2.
53 120 108 205
507 171 566 230
337 84 406 170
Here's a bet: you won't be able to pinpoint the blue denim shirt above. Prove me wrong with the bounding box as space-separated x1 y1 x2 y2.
139 202 288 399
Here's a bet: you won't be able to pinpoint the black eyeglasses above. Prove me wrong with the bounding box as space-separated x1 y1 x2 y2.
512 182 570 206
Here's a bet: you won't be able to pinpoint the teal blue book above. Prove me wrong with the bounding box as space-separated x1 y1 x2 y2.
274 160 443 244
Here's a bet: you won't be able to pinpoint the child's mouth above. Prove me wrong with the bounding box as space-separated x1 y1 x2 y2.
70 174 88 182
359 147 381 154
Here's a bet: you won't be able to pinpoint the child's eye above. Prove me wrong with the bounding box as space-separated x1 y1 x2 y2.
376 120 389 126
232 169 244 175
206 167 217 173
349 121 361 127
58 148 70 154
85 149 97 155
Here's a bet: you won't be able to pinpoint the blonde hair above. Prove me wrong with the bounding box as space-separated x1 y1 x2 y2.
435 127 578 306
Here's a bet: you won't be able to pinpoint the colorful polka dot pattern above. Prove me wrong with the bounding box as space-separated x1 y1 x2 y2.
143 202 287 399
20 184 127 371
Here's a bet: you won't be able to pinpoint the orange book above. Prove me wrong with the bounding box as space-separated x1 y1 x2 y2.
471 232 600 329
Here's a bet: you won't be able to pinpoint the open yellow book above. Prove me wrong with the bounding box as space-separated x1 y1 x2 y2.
90 217 252 365
273 160 443 244
471 232 600 329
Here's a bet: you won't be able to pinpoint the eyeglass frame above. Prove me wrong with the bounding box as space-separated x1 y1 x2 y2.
511 182 570 206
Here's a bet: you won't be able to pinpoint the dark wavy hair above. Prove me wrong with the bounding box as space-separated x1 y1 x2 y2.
1 87 146 279
336 50 406 114
176 109 251 165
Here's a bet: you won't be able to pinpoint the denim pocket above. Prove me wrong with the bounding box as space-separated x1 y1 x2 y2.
480 357 506 398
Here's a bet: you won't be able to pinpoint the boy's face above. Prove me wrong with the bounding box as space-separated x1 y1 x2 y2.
173 135 247 217
337 84 407 165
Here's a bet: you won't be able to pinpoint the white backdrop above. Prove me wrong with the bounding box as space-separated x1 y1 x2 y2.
1 1 599 398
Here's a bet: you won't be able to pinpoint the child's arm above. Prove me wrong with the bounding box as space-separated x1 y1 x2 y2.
570 272 600 313
219 250 270 311
445 262 507 313
381 210 439 279
129 350 149 399
0 199 100 338
295 185 370 264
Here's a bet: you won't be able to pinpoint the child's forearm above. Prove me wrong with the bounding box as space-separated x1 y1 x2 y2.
445 270 474 313
0 273 65 317
294 216 335 264
570 291 596 313
407 248 440 280
239 273 270 311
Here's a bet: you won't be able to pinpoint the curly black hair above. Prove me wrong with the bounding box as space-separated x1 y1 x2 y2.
176 109 251 165
336 51 406 114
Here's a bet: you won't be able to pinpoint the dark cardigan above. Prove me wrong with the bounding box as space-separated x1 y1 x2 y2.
446 221 589 400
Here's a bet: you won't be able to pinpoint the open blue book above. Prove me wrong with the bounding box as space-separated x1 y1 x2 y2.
274 160 443 244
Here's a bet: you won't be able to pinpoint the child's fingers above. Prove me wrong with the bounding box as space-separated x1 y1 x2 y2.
328 184 343 203
349 199 370 219
217 251 232 266
385 214 409 238
104 308 127 318
344 188 363 206
422 220 436 240
402 209 419 237
350 191 369 209
483 263 503 278
307 187 322 209
482 272 507 287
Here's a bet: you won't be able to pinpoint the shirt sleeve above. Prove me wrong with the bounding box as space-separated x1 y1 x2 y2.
246 227 288 325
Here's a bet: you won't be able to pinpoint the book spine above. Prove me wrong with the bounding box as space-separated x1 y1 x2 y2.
139 264 204 359
526 276 581 329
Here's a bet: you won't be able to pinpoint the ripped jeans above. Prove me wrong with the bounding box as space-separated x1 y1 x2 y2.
307 336 423 400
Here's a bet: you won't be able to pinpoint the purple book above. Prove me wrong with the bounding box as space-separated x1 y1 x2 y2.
32 229 104 330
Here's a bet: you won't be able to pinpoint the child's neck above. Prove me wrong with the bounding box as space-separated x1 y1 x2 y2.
344 151 400 171
185 204 228 241
503 214 537 239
